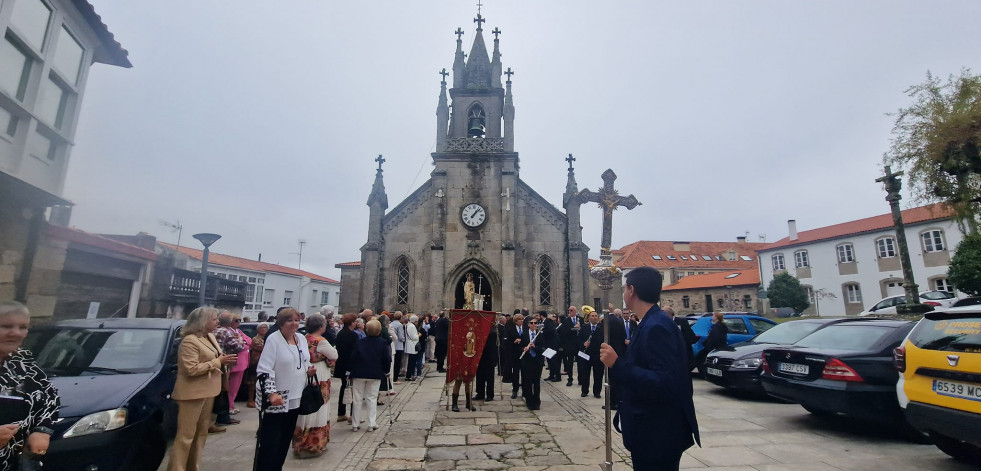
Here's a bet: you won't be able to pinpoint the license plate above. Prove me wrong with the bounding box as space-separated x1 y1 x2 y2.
778 362 809 375
933 379 981 402
706 367 723 377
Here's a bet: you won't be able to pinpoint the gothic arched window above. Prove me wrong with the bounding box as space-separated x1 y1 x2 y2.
396 260 410 306
538 259 552 306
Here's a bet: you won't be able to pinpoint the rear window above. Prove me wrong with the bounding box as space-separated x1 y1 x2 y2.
794 325 894 350
754 321 824 344
910 316 981 353
723 318 749 334
921 291 955 300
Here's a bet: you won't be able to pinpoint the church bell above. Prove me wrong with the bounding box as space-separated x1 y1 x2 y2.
468 117 485 138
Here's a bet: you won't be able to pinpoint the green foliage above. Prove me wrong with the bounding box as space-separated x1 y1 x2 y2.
767 272 810 314
884 69 981 224
948 231 981 296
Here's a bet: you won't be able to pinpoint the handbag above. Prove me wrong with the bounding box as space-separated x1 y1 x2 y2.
297 373 324 415
415 341 425 354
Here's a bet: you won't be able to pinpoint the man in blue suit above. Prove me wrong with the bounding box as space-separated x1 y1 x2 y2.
600 267 700 470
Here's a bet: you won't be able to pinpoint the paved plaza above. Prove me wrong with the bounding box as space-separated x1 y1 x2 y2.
166 366 977 470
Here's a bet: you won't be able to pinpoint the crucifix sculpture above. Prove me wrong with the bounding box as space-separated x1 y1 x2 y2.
375 154 385 171
492 27 501 40
455 27 464 41
439 68 449 82
504 68 514 83
577 169 641 260
565 153 576 170
474 13 485 30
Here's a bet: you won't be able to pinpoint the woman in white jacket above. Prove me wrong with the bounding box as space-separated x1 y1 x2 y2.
256 309 314 471
405 314 420 381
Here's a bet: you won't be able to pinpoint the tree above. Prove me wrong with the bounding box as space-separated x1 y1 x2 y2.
884 69 981 227
767 272 810 314
948 231 981 296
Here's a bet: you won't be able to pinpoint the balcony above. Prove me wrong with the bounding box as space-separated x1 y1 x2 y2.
442 137 506 153
169 268 247 306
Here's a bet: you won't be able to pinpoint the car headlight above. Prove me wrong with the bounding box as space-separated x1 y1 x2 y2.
731 357 763 370
63 408 127 438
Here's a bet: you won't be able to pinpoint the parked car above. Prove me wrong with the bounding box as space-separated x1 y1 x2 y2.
760 319 915 425
895 307 981 463
950 296 981 308
704 317 865 394
22 318 185 471
859 291 956 316
690 314 777 358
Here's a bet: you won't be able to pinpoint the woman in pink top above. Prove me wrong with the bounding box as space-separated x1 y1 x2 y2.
227 316 252 413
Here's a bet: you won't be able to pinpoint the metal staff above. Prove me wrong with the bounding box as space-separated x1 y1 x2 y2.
602 312 613 471
253 373 269 471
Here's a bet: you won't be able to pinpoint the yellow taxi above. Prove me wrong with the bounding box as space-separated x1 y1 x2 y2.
895 306 981 463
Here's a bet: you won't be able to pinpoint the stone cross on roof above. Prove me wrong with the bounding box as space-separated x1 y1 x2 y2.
455 27 464 40
440 68 449 82
492 27 501 40
565 154 576 170
375 154 386 171
577 169 641 256
474 13 485 30
504 67 514 82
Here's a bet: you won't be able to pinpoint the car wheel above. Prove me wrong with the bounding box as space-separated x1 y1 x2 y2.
930 432 981 463
124 422 167 471
801 404 835 416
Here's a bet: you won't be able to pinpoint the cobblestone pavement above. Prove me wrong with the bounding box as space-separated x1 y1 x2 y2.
162 364 977 470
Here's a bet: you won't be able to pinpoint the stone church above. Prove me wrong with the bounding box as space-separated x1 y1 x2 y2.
336 13 591 315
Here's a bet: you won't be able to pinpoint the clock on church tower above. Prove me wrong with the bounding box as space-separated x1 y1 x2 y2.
461 203 486 229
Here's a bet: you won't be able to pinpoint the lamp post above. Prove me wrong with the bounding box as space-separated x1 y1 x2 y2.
193 233 222 307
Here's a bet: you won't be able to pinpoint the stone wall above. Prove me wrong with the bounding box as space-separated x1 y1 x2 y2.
660 285 759 316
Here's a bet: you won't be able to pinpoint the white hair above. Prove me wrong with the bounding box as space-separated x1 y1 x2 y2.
409 314 419 323
320 305 336 317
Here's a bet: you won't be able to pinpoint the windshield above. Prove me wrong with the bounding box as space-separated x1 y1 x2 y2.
911 317 981 352
753 321 824 344
794 325 894 350
24 328 168 376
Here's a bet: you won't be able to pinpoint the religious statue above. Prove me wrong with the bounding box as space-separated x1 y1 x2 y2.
463 273 476 310
464 326 476 358
474 293 484 311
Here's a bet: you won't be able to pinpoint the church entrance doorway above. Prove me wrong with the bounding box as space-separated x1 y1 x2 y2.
454 269 493 311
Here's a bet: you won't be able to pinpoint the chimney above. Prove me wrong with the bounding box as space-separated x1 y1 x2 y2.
788 220 798 241
736 236 746 244
672 241 691 252
48 205 72 227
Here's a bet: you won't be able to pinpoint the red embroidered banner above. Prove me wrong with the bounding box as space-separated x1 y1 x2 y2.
446 309 497 384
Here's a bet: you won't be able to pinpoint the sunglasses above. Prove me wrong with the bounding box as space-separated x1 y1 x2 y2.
528 321 538 324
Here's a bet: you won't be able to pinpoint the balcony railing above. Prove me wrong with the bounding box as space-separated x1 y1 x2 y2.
169 268 247 305
442 137 506 153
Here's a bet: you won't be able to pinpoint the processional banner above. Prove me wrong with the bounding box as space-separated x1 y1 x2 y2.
446 309 497 384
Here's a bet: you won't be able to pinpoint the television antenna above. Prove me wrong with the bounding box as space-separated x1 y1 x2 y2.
158 219 183 250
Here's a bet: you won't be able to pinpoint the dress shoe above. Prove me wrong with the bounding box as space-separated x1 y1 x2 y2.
566 379 573 387
472 396 485 401
581 392 588 398
594 393 602 399
511 391 518 399
486 397 494 402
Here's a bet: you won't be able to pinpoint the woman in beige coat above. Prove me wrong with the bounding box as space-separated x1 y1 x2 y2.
167 308 237 471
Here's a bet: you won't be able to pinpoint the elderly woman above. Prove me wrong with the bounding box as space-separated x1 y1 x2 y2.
348 320 391 432
318 305 338 346
404 314 420 381
0 302 59 471
256 308 315 471
168 307 237 471
292 314 338 458
245 323 269 408
333 314 358 424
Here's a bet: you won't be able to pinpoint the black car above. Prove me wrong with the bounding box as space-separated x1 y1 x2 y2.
703 317 866 394
23 318 185 471
760 319 915 423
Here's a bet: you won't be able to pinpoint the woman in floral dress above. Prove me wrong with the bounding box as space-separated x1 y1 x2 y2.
291 314 337 457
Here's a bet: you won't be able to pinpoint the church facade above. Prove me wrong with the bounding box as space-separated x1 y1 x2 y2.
336 14 590 315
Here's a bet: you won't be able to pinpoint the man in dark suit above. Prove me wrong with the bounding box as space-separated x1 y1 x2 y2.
664 307 698 370
474 320 499 401
506 313 529 399
540 312 561 381
433 310 450 372
577 307 604 398
601 267 700 470
519 313 547 409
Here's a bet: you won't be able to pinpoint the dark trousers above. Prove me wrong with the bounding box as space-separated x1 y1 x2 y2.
435 339 448 371
547 353 562 379
256 408 300 471
406 353 420 379
475 363 496 399
394 350 405 381
337 375 349 416
631 452 682 471
562 351 576 379
578 359 604 396
510 358 523 394
520 358 544 408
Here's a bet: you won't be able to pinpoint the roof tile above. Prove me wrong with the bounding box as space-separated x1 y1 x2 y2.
159 242 338 284
663 269 761 291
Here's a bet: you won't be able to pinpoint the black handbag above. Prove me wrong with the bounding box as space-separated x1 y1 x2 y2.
297 373 324 415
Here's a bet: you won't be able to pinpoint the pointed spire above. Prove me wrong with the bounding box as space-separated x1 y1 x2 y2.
491 27 502 88
564 154 579 206
452 27 465 88
465 14 491 88
436 69 449 150
367 154 388 210
503 67 515 151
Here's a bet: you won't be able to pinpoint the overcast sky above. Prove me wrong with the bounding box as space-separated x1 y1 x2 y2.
66 1 980 279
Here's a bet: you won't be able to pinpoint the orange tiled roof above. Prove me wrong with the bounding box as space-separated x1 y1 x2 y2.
335 261 361 268
761 203 955 251
587 258 600 268
663 269 761 291
46 225 157 261
159 242 338 284
613 240 766 270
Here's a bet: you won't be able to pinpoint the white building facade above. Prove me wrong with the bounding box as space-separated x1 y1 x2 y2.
757 204 966 316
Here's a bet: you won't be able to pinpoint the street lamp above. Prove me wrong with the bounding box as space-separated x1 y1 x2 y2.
193 233 222 307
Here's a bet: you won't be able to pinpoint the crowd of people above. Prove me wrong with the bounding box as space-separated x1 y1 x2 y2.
2 265 707 470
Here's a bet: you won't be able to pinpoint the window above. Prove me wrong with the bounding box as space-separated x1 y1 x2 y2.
933 278 953 293
921 230 945 253
743 295 753 309
716 256 724 261
772 254 785 271
310 290 318 307
717 298 724 308
703 256 713 261
28 130 54 160
245 284 255 302
666 255 677 260
876 237 896 258
728 250 736 261
0 105 16 137
52 26 83 85
804 286 814 303
837 243 855 263
283 290 293 305
254 284 264 303
652 255 662 260
0 37 32 100
228 275 237 281
794 250 809 268
263 288 273 305
749 318 773 333
9 0 52 51
845 284 862 303
725 273 740 279
677 272 685 280
740 255 753 261
396 261 410 305
37 75 68 129
682 296 690 308
723 318 749 334
321 291 330 304
539 260 552 306
688 271 695 276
